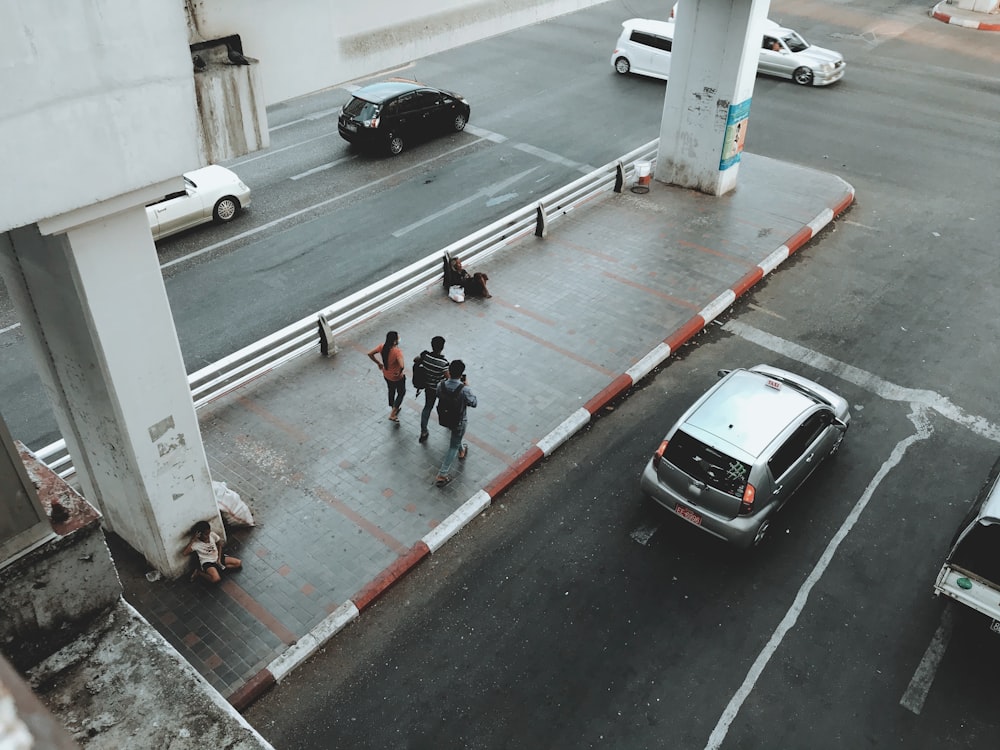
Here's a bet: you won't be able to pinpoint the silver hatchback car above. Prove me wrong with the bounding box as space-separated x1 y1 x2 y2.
640 365 850 548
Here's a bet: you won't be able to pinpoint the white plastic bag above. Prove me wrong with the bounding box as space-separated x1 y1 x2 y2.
213 480 255 527
448 285 465 303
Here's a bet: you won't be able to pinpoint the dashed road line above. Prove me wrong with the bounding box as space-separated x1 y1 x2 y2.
900 605 954 715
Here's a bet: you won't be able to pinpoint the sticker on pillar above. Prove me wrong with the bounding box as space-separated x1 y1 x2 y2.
720 99 751 171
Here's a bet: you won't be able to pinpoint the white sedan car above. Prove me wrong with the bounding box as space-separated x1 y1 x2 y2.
146 165 250 241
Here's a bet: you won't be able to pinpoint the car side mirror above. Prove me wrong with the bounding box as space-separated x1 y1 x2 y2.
717 369 731 379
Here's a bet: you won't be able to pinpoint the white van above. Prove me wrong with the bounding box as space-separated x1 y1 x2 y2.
611 17 845 87
934 457 1000 634
610 19 676 81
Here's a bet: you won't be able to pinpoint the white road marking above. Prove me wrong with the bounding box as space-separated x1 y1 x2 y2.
289 155 356 181
705 405 934 750
900 605 954 715
843 219 880 231
724 321 1000 442
463 124 508 143
1 322 20 335
630 522 658 546
513 142 595 173
229 131 341 167
390 166 539 238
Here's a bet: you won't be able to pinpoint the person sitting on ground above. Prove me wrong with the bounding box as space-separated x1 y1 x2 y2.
444 255 492 298
183 520 242 584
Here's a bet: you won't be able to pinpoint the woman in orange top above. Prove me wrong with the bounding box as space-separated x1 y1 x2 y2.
368 330 406 422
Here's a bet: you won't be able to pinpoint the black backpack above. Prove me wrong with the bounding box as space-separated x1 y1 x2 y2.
436 384 464 429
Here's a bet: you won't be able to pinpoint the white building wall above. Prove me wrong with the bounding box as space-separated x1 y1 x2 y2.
187 0 608 105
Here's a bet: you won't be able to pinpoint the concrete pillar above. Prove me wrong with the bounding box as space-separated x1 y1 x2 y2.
0 203 220 578
657 0 771 195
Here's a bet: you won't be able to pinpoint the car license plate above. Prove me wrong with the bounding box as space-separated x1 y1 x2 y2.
990 619 1000 636
674 505 702 526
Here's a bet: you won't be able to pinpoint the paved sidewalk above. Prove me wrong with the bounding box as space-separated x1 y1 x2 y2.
107 152 854 709
930 1 1000 31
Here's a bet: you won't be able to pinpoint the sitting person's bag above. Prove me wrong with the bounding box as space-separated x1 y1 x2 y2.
448 285 465 303
436 384 464 429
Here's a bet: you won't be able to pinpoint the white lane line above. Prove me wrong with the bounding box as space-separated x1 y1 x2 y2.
1 322 21 335
390 166 539 238
705 405 934 750
513 142 595 173
724 321 1000 442
268 105 345 134
160 139 485 270
289 155 356 181
464 124 508 143
229 131 341 168
900 606 953 715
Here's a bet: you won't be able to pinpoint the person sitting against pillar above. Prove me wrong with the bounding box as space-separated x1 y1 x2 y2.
183 520 242 583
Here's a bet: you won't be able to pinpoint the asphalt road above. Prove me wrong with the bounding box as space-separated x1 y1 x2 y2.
242 0 1000 748
2 0 1000 743
245 317 1000 749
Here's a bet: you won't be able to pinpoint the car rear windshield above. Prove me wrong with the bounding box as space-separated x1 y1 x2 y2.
344 98 380 119
950 523 1000 585
664 430 751 499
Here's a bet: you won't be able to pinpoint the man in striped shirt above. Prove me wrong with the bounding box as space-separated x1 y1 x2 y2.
414 336 449 443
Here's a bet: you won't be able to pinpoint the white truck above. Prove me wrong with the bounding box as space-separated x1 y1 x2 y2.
934 457 1000 634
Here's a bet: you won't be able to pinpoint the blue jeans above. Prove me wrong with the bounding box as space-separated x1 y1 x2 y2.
420 388 437 433
438 420 467 476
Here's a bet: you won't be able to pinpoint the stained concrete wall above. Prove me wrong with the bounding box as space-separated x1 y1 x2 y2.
0 445 121 673
187 0 608 105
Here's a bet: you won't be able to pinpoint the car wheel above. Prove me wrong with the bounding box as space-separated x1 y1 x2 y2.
213 197 239 223
387 134 404 156
793 67 814 86
615 57 631 75
752 518 771 547
452 113 468 132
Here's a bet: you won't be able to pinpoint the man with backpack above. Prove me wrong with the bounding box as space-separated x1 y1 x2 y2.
434 359 477 487
412 335 449 444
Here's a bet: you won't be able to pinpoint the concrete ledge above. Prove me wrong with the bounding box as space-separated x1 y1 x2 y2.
29 599 273 748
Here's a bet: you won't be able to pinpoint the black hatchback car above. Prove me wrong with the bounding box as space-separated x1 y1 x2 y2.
337 81 471 156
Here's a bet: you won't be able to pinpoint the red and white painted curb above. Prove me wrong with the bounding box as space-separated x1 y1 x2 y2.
229 184 856 712
930 2 1000 31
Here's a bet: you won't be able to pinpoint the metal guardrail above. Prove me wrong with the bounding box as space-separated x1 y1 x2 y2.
34 140 659 477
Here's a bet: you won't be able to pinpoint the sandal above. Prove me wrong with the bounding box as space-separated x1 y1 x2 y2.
458 444 468 460
435 475 451 487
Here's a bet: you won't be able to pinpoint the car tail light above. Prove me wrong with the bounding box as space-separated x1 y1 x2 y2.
738 483 756 515
652 440 668 469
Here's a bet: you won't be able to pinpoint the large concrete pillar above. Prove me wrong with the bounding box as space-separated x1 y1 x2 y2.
0 202 220 578
657 0 771 195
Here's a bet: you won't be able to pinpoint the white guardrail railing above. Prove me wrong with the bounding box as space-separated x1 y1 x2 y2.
33 140 659 478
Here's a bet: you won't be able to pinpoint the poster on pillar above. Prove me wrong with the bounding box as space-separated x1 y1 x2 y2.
720 99 751 171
